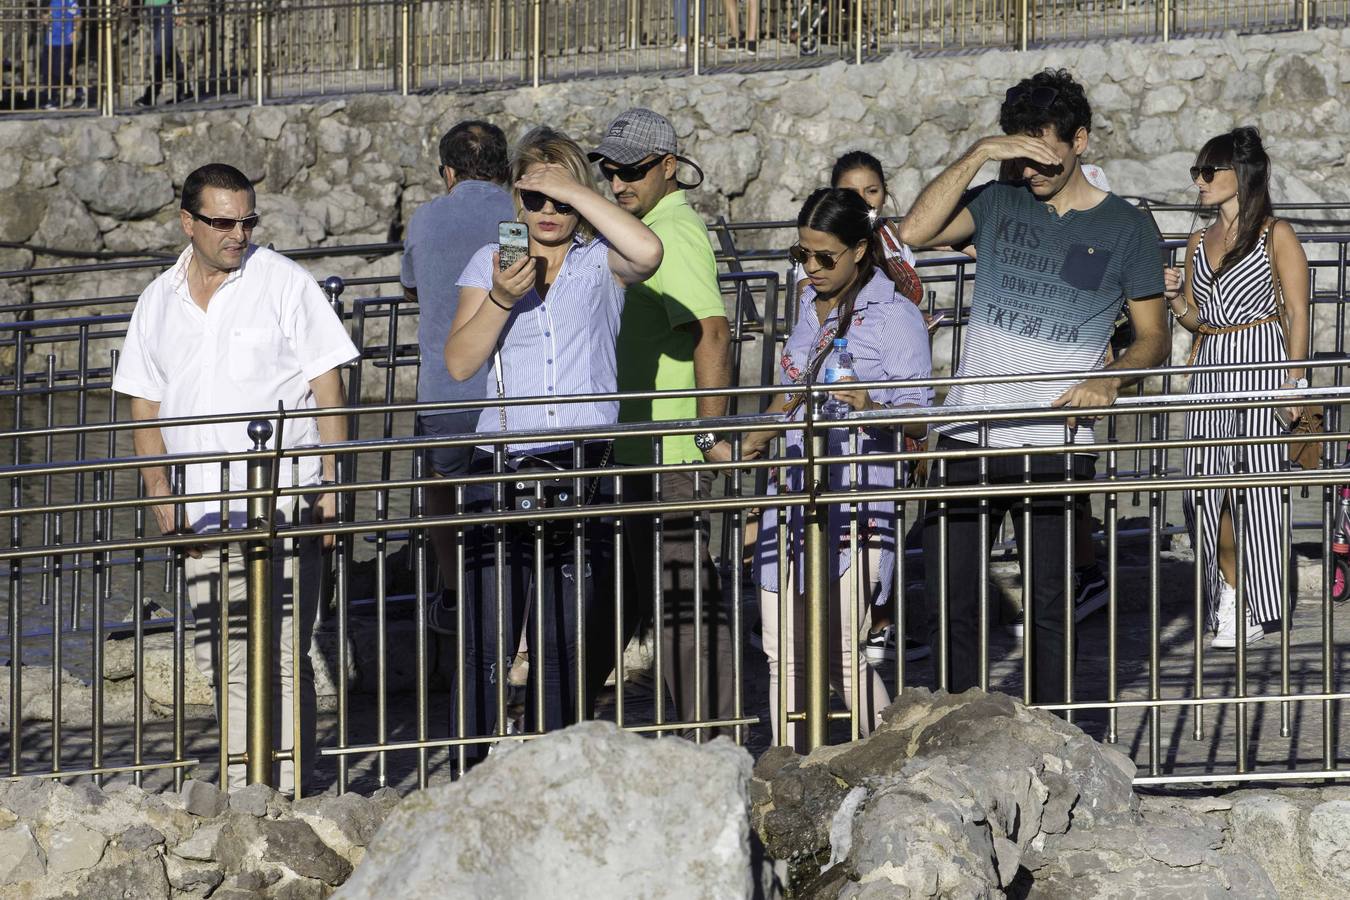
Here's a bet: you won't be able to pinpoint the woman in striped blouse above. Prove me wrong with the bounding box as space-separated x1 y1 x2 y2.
445 126 662 759
1165 127 1310 649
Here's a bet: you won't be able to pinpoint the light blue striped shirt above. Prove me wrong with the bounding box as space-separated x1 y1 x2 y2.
457 237 624 454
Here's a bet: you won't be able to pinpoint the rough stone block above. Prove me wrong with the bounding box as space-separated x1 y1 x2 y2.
0 823 47 884
174 822 227 862
231 783 279 818
45 821 109 876
1308 800 1350 886
181 780 227 819
165 855 226 897
337 721 755 900
116 824 166 852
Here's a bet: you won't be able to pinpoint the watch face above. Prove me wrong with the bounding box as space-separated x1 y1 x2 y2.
694 432 715 451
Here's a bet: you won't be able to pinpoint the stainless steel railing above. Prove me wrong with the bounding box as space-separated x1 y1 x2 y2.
2 0 1347 115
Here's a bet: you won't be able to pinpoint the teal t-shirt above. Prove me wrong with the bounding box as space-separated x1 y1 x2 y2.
939 182 1165 448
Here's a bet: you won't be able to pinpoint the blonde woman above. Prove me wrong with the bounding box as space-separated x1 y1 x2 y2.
445 126 662 760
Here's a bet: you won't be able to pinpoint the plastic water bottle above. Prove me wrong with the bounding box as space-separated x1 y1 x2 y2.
821 338 856 419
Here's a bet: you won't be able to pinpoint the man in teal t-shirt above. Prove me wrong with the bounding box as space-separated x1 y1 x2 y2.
588 108 735 735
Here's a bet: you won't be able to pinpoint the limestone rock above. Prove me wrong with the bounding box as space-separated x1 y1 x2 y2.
44 821 109 876
182 779 228 819
116 824 166 852
230 782 289 819
174 822 226 861
0 822 47 884
1307 799 1350 887
338 720 759 899
58 160 174 219
165 855 226 897
60 853 171 900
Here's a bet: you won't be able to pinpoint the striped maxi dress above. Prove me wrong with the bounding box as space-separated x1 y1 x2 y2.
1182 226 1289 627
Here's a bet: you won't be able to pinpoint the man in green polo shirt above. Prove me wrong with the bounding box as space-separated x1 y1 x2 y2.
588 108 736 737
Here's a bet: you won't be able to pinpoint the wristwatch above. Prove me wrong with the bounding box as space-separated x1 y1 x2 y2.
693 431 720 452
1284 377 1309 390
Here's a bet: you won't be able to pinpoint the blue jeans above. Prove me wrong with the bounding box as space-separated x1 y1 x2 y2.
674 0 707 39
145 6 184 99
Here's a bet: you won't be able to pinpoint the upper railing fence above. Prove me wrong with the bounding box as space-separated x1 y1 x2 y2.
2 0 1348 116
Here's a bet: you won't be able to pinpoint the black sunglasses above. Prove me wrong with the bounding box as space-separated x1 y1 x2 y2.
788 244 849 270
1189 165 1233 183
1003 85 1060 109
598 155 666 183
520 190 575 215
189 210 260 232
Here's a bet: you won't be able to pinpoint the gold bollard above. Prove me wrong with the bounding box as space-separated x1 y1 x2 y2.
803 392 830 751
245 419 275 787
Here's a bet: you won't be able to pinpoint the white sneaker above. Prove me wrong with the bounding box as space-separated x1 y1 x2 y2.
1212 582 1264 649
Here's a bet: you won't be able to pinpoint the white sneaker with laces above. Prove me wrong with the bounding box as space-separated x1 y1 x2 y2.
1212 581 1264 648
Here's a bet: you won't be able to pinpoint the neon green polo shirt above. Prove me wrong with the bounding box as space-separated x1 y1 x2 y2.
615 190 726 465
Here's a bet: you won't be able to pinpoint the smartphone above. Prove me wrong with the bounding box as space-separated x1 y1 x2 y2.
498 221 529 271
926 311 949 334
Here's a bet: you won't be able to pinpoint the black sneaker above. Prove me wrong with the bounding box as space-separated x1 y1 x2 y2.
1005 565 1110 638
1073 564 1109 622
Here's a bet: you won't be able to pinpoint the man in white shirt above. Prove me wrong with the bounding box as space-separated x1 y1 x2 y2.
113 163 358 793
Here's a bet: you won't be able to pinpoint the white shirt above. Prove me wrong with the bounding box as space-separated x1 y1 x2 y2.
113 244 359 530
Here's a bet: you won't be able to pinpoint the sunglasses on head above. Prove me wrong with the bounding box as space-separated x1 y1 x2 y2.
1003 85 1059 109
598 155 666 183
189 210 260 232
1189 165 1233 183
520 190 575 215
788 244 849 270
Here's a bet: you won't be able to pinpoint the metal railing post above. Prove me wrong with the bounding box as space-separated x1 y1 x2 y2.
1301 0 1309 30
99 0 115 115
692 0 701 74
804 391 830 751
400 0 412 95
531 0 543 88
1018 0 1028 51
854 0 863 63
253 0 265 105
245 419 275 787
1162 0 1170 42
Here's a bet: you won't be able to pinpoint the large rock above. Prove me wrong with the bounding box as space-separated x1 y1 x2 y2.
58 160 174 219
338 720 764 899
749 688 1277 897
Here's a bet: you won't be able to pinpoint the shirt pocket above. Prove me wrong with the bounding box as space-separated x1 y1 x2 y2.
227 326 283 383
1059 243 1112 292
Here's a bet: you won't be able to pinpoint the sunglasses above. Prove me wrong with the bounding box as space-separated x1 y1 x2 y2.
598 155 666 183
788 244 849 270
520 190 575 215
190 210 260 232
1003 85 1059 109
1189 165 1233 183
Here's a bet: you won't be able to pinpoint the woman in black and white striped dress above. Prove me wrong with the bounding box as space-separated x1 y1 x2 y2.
1164 127 1310 648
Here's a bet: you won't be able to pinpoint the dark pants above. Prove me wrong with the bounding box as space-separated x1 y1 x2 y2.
145 6 185 101
38 43 75 107
419 411 481 598
590 469 737 735
922 436 1095 704
452 447 613 760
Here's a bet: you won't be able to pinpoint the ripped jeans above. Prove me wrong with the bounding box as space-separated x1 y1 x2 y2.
453 449 613 760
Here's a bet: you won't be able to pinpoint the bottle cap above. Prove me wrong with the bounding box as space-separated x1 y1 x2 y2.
832 337 848 349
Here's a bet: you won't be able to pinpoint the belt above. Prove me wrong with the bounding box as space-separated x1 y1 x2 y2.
1186 313 1281 368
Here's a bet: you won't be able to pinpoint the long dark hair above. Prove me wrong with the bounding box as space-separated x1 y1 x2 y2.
1196 126 1274 274
797 187 880 310
830 150 887 198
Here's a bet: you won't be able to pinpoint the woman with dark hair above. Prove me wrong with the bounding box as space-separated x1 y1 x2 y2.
1165 126 1310 648
744 188 932 750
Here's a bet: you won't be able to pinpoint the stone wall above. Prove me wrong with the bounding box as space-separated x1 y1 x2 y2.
3 27 1348 392
3 25 1347 308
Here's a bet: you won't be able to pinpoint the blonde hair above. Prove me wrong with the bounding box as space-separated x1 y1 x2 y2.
510 126 597 243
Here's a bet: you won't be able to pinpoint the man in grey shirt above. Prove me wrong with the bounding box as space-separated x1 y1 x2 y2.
402 120 515 626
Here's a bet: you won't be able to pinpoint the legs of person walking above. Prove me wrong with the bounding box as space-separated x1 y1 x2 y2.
614 470 737 737
762 538 889 753
923 437 1089 705
186 526 320 794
